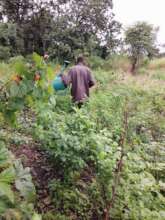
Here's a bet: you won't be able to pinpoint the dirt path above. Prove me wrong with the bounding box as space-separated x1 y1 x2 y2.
10 143 56 213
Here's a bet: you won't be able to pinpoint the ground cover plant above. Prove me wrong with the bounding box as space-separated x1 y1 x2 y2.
0 140 40 220
0 54 165 220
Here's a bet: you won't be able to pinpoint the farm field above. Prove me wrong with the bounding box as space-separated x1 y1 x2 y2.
0 55 165 220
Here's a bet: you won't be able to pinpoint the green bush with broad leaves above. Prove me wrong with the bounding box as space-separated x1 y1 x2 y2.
0 141 41 220
34 79 165 219
0 54 165 219
0 53 53 220
0 53 55 125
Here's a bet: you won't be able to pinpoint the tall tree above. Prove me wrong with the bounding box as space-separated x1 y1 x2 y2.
125 22 158 73
0 0 55 55
0 0 121 59
0 0 33 24
47 0 121 59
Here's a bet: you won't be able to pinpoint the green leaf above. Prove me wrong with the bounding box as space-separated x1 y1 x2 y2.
0 199 9 215
32 213 42 220
0 182 14 203
33 53 43 69
18 82 28 97
10 82 20 97
0 167 15 184
12 60 27 76
15 160 36 203
46 66 54 80
7 98 25 111
3 110 17 125
0 145 13 168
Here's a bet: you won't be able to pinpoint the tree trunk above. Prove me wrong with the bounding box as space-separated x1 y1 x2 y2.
131 57 137 74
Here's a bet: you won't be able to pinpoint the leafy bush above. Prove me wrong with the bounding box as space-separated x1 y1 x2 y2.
0 62 13 82
0 141 39 219
0 54 165 219
34 68 165 219
88 56 105 69
0 46 11 60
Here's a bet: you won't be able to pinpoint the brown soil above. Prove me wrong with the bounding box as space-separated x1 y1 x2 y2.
10 143 56 213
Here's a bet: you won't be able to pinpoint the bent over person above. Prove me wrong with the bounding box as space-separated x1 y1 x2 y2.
62 55 95 107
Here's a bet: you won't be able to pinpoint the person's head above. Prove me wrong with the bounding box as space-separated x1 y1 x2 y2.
76 55 85 65
44 53 49 60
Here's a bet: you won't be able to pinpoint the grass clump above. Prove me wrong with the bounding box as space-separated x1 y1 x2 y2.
148 57 165 69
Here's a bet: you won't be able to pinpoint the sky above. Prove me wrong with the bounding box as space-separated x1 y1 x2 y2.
114 0 165 50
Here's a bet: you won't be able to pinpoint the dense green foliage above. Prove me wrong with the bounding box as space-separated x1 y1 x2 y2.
35 74 165 219
0 0 121 60
0 1 164 219
0 55 165 219
0 54 52 219
0 53 54 124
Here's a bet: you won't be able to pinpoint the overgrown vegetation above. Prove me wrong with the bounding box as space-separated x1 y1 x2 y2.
0 140 39 219
0 54 165 219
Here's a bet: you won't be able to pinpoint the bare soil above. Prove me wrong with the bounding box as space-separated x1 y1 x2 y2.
10 143 56 213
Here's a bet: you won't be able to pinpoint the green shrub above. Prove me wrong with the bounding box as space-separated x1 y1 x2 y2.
151 70 165 80
88 56 105 69
0 46 11 60
0 141 38 219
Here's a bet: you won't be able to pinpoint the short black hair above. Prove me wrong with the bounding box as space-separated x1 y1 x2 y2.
76 55 85 64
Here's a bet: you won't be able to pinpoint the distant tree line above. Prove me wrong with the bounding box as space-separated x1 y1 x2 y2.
0 0 121 61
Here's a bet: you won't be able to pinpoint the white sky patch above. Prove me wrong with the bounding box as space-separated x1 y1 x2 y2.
114 0 165 51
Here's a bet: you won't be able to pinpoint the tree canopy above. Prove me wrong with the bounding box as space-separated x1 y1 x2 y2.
125 22 158 73
0 0 121 60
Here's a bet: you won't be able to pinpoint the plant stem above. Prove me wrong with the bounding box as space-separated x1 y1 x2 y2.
104 109 128 220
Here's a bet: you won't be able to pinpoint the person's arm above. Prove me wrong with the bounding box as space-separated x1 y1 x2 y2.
88 70 95 88
61 69 72 87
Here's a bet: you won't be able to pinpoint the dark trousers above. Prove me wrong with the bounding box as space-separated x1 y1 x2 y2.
77 102 83 109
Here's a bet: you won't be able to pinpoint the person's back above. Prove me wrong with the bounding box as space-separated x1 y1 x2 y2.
62 55 95 104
